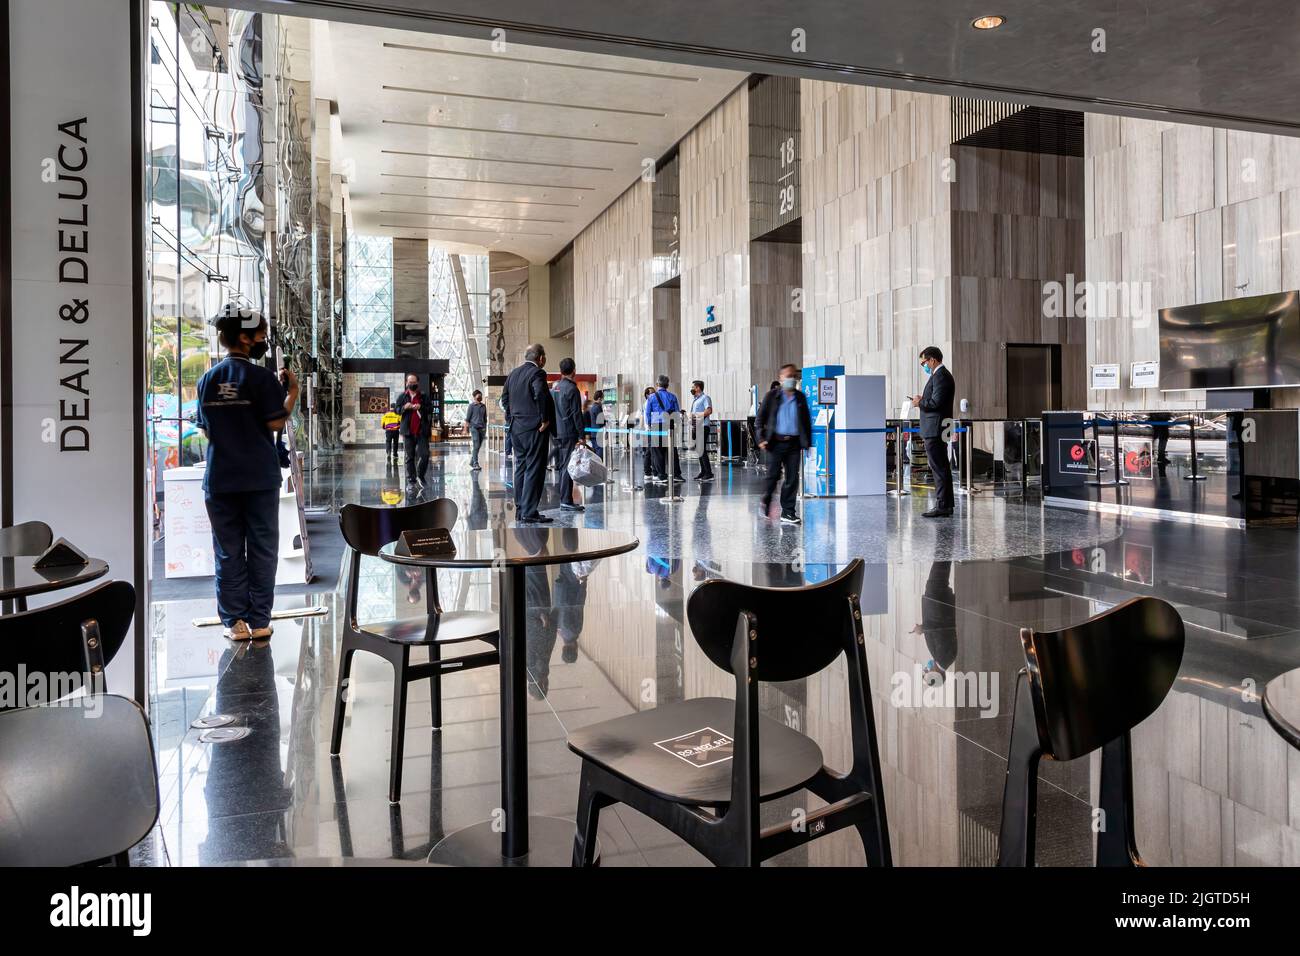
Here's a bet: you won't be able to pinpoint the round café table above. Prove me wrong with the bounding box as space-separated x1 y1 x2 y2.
380 525 638 866
0 555 108 613
1262 667 1300 751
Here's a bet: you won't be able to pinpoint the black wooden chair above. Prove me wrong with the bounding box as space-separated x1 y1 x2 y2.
0 578 158 866
0 579 135 708
331 499 499 803
997 596 1184 867
0 519 54 613
567 558 891 867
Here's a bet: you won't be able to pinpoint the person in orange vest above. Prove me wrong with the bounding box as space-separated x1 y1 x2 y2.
382 402 401 461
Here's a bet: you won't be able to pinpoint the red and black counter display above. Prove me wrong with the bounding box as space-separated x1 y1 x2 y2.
1041 409 1300 528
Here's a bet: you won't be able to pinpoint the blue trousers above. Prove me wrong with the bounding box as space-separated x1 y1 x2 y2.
206 490 280 628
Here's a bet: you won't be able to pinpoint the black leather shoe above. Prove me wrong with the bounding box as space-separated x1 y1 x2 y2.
560 503 585 512
922 509 953 518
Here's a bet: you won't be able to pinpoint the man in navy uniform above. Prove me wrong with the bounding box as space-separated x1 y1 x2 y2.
195 305 299 641
552 357 587 514
910 345 956 517
502 343 555 523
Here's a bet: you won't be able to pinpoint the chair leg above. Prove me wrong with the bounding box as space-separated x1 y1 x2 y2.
389 646 411 803
997 669 1043 867
330 635 358 756
429 641 443 730
855 811 890 867
113 851 131 867
572 765 608 867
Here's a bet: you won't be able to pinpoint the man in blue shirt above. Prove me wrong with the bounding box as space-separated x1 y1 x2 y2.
755 363 812 524
195 305 299 640
644 374 683 483
688 379 714 481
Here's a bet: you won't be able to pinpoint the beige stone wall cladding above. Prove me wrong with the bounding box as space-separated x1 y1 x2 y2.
679 87 752 417
800 81 953 413
1085 116 1300 410
573 180 655 394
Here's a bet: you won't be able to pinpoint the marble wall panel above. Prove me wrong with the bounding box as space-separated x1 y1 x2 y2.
1086 113 1300 409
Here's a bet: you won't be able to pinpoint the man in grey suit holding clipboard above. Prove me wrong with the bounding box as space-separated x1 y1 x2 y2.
910 346 955 518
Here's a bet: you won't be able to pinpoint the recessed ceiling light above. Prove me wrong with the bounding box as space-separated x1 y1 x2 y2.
971 15 1005 29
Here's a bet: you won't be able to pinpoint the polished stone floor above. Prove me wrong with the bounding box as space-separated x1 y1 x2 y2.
142 441 1300 866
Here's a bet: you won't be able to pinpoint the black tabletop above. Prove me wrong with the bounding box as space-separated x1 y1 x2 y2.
0 555 109 601
378 527 638 569
1262 667 1300 751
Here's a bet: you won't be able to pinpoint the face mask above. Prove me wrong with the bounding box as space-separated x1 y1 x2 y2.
407 383 418 392
249 340 269 360
922 364 932 376
781 377 797 391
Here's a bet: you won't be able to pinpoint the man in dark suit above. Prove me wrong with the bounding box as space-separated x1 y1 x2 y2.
395 372 433 489
502 343 555 523
755 362 813 524
552 357 587 514
910 345 955 517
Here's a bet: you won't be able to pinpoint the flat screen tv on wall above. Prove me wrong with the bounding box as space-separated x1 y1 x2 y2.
1159 291 1300 389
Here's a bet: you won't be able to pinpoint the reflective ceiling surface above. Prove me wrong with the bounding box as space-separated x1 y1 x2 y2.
322 22 743 262
241 0 1300 135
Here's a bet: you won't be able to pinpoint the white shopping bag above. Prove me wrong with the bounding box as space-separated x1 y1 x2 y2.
567 445 607 486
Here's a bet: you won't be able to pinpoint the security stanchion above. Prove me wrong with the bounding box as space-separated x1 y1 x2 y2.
1086 412 1129 487
660 416 684 504
1183 413 1207 481
889 423 910 497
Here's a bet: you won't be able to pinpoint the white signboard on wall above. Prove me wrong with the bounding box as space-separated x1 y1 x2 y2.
1090 364 1120 390
1131 361 1160 389
5 0 145 699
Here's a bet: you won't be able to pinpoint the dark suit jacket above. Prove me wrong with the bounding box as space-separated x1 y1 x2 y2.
553 377 585 440
917 365 955 440
755 387 813 449
395 389 433 439
502 361 554 431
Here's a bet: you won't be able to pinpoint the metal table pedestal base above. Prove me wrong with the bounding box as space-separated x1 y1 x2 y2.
428 815 599 867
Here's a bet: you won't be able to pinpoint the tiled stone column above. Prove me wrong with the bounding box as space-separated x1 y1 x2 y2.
393 237 429 360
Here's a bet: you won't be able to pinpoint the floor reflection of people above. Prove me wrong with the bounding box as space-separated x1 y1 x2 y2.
467 471 489 531
198 643 292 864
912 561 957 686
554 559 598 663
525 566 557 700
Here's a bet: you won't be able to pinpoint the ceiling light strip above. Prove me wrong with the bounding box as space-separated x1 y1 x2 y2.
381 119 637 146
381 41 702 82
379 222 554 237
382 84 665 118
381 190 580 208
378 209 568 223
382 149 612 172
382 171 595 191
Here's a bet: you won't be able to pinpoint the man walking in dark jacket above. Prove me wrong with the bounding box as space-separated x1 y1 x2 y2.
755 363 812 524
395 372 433 488
466 389 487 470
552 357 587 513
502 344 555 523
910 345 956 517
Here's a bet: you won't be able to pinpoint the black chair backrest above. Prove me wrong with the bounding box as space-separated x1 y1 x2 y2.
686 559 865 682
1021 596 1184 761
0 580 135 705
0 520 53 557
339 499 458 556
0 694 158 865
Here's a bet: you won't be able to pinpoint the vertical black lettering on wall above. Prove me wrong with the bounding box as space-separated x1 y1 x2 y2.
57 118 90 450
